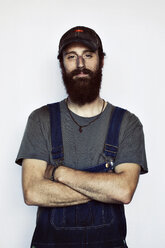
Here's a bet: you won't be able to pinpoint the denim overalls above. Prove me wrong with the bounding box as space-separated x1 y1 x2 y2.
31 103 128 248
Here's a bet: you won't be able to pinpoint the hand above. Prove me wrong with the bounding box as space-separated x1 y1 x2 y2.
54 166 74 183
44 164 55 180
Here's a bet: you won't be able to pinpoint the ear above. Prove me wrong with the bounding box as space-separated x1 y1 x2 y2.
101 57 104 68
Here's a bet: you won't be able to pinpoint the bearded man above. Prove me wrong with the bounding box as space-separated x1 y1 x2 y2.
16 26 148 248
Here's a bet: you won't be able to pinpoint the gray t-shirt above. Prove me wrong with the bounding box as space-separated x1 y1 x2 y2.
16 100 148 174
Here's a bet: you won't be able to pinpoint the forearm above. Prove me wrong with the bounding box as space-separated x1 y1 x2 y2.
66 172 124 203
24 179 90 207
56 170 123 203
22 159 90 207
55 164 140 204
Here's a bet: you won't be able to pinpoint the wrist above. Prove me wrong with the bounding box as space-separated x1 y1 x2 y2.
54 166 64 182
50 167 56 181
50 165 60 182
55 166 74 184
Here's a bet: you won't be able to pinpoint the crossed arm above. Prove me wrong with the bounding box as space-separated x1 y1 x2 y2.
22 159 140 207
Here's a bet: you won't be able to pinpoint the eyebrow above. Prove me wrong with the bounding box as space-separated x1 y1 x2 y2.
64 50 94 56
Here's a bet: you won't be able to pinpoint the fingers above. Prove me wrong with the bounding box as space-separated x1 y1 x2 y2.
44 164 54 179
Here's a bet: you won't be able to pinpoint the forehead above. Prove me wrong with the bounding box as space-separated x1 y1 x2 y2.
63 42 97 54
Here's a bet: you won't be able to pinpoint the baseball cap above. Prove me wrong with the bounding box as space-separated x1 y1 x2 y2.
58 26 103 58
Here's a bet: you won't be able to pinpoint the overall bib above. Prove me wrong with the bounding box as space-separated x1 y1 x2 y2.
31 103 128 248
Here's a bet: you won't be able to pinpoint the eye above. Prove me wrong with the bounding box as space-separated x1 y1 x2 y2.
67 54 77 60
83 53 93 59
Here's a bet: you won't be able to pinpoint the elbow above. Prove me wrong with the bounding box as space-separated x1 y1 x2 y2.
122 195 132 205
120 189 134 205
23 188 36 206
106 189 133 204
110 188 133 205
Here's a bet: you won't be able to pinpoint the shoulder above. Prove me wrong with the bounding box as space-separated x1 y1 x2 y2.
28 105 49 124
108 102 142 127
118 107 144 143
122 109 143 129
108 102 144 141
122 108 143 133
28 100 65 123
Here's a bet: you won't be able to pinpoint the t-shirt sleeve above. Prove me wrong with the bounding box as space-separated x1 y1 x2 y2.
15 109 49 166
114 111 148 174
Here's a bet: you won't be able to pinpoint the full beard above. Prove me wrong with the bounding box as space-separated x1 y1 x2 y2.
61 66 103 106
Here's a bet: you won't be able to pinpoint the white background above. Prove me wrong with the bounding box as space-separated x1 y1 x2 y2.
0 0 164 247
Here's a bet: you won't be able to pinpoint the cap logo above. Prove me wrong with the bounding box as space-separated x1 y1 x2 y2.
74 29 84 33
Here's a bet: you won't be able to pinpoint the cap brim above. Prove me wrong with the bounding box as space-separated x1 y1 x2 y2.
59 38 98 55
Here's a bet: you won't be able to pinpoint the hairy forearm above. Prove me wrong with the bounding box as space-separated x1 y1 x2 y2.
66 172 124 203
22 159 90 207
55 165 140 204
56 169 123 203
22 159 139 207
24 179 90 207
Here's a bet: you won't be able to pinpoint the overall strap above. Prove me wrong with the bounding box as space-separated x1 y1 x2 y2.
104 106 126 167
47 102 64 161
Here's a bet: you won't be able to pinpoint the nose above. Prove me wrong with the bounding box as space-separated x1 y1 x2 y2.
76 56 85 69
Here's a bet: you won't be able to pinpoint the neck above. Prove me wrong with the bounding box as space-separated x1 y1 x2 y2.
67 97 107 117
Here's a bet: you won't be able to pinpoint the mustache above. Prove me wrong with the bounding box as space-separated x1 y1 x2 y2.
69 68 93 77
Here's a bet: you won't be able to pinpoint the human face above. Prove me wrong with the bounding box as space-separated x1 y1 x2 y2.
63 43 100 79
60 43 103 106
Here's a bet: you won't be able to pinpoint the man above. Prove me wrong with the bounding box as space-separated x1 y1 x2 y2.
16 26 148 248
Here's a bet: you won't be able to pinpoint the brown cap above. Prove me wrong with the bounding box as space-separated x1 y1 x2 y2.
58 26 103 58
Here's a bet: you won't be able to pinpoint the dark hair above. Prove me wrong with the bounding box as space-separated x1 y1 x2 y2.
98 48 106 61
